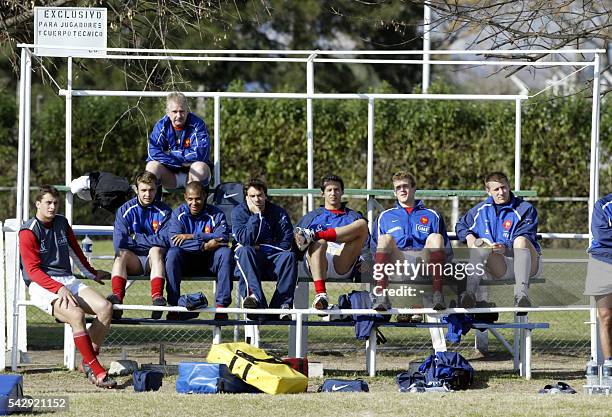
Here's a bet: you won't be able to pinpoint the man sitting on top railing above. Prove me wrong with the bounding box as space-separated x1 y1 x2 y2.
456 171 541 308
145 92 212 195
294 174 370 310
19 186 116 388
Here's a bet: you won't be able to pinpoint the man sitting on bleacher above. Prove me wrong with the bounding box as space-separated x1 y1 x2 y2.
294 174 370 310
166 181 234 320
371 171 452 311
456 171 541 308
108 171 172 319
232 178 297 320
19 186 116 388
145 92 212 193
585 193 612 358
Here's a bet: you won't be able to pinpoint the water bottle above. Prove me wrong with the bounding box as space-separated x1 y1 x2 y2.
602 357 612 387
585 356 599 386
81 235 93 259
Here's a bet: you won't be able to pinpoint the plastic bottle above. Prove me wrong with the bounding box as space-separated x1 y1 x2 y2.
81 235 93 259
602 357 612 387
585 356 599 386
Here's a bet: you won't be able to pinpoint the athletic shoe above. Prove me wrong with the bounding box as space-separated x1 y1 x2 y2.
312 293 329 310
294 227 315 251
279 304 292 321
459 291 476 308
514 295 532 308
242 294 259 309
432 291 446 311
106 294 123 320
151 296 167 320
87 370 117 389
372 294 392 311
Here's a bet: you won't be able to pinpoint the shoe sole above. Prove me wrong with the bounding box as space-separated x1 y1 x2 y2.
242 298 259 309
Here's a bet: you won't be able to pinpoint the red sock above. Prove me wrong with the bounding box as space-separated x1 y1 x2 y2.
151 277 164 299
111 276 127 302
74 331 105 378
374 251 390 290
429 250 446 293
314 280 327 294
315 228 337 242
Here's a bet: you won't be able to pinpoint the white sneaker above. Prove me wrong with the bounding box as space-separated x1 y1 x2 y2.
312 293 329 310
294 227 315 251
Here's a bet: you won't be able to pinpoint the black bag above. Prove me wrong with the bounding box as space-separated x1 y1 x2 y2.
317 379 369 393
89 171 133 214
418 352 475 390
133 370 163 392
208 182 244 229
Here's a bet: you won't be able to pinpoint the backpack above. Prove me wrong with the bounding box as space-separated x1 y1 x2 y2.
88 171 133 214
417 351 474 390
208 182 244 229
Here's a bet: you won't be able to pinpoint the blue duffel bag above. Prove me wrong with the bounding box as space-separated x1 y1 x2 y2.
317 378 369 393
176 362 260 394
133 370 163 392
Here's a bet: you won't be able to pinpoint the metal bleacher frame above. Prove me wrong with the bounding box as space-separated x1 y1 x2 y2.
6 46 605 378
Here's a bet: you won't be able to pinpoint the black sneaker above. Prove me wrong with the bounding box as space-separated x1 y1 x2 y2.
279 304 292 321
151 296 167 320
312 293 329 310
87 370 117 389
372 295 392 311
459 292 476 308
106 294 123 320
242 294 259 309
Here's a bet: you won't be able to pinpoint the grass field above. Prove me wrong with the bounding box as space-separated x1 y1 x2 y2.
10 352 612 417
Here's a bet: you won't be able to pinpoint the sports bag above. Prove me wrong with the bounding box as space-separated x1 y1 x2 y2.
178 292 208 310
317 379 369 393
207 342 308 395
176 362 260 394
133 370 163 392
418 351 474 390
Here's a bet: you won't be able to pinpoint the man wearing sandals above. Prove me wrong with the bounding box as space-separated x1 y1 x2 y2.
19 186 116 388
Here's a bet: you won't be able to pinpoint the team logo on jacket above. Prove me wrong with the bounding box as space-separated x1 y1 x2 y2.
204 225 211 233
183 138 191 148
503 219 512 230
420 216 429 225
152 220 159 232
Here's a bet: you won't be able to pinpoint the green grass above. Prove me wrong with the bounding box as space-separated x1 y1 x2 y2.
10 352 612 417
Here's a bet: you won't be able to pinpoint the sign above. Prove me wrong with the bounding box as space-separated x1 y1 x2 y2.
34 7 107 57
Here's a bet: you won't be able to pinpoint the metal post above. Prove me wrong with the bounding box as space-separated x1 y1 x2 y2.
11 48 28 371
213 95 221 186
65 57 73 223
588 53 602 363
23 50 32 220
514 99 521 190
423 2 431 93
366 98 375 228
306 54 316 211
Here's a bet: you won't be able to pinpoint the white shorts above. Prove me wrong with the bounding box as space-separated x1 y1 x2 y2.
584 255 612 296
28 275 88 315
391 250 425 281
305 242 357 279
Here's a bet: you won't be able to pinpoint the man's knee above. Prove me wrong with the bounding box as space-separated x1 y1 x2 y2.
600 308 612 329
96 300 113 325
166 247 182 264
354 219 368 232
513 236 532 250
149 246 166 261
377 234 395 250
145 160 163 175
425 233 444 248
58 305 85 326
216 246 233 262
308 239 328 255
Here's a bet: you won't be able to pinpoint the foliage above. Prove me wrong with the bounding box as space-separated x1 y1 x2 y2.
0 82 609 238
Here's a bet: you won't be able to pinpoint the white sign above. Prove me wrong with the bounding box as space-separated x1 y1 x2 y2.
34 7 107 57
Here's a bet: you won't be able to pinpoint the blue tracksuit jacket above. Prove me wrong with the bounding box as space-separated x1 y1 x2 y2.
372 200 451 253
168 203 229 251
146 113 211 168
588 193 612 264
113 197 171 256
455 194 541 253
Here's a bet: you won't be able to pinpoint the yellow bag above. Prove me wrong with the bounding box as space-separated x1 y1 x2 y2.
206 342 308 395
